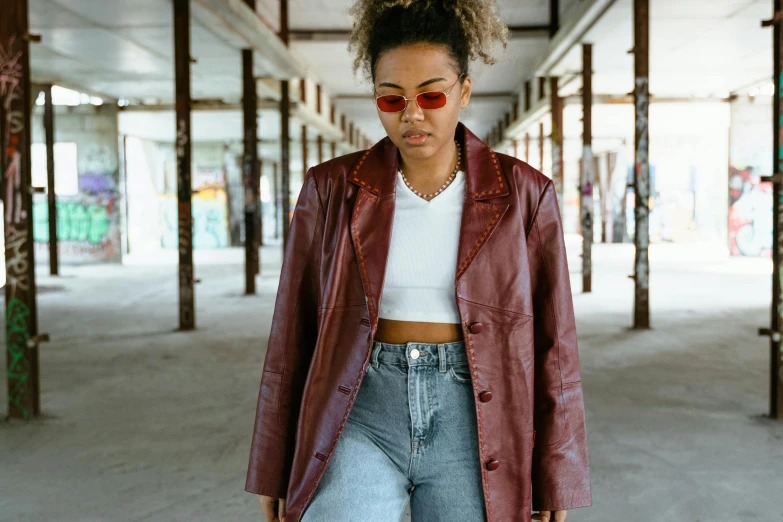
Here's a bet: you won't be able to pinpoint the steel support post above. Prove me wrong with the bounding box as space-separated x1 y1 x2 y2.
549 0 559 38
1 0 41 419
273 162 279 240
280 0 291 247
760 1 783 419
43 84 58 276
301 124 308 179
581 43 594 293
550 76 564 211
242 44 259 294
174 0 195 329
317 134 323 164
633 0 650 329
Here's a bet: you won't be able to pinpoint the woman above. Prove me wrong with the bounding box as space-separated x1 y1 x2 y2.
245 1 591 521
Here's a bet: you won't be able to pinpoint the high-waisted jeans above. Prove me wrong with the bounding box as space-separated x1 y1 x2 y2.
300 340 486 522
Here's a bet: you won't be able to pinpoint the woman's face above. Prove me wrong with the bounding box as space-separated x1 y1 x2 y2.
373 43 472 161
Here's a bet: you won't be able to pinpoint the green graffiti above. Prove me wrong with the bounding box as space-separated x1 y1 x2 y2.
33 200 111 245
6 297 31 419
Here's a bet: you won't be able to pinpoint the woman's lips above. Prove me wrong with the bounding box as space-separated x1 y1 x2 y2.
403 134 429 146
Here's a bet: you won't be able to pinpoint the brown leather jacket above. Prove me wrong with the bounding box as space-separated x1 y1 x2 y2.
246 122 592 521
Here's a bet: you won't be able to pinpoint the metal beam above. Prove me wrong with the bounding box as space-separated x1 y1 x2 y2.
760 0 783 419
581 43 594 294
43 84 58 276
632 0 650 329
243 44 259 294
175 0 195 330
550 76 564 211
290 25 550 41
280 0 291 248
1 0 42 420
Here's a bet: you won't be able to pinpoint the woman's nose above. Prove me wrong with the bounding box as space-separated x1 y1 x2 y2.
401 96 425 121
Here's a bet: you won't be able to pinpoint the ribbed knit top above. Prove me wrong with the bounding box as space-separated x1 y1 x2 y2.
378 169 465 323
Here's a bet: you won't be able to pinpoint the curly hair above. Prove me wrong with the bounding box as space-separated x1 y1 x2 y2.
348 0 509 83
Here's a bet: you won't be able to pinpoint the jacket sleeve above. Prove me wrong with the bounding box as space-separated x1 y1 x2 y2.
526 180 592 511
245 167 324 498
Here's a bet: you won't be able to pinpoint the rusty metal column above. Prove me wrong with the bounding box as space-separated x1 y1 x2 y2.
549 0 559 37
273 162 279 240
760 2 783 419
632 0 650 329
301 124 308 178
279 0 291 247
331 141 336 159
174 0 195 330
317 134 323 164
550 77 564 210
524 133 530 163
43 84 58 276
539 121 545 172
1 0 41 420
242 16 258 294
581 43 594 293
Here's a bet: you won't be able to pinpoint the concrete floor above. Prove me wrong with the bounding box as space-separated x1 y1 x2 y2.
1 240 782 521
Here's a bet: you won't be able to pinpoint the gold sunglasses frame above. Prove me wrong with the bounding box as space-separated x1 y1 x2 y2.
374 73 466 113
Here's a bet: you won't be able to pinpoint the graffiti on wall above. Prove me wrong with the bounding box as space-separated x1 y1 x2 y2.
32 142 121 263
729 166 772 257
160 188 228 249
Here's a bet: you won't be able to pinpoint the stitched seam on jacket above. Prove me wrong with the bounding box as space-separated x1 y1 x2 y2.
279 170 321 431
532 185 568 448
456 295 533 318
525 179 549 236
312 166 326 313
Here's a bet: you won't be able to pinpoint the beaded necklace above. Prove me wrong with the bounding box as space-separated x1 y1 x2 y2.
398 140 462 201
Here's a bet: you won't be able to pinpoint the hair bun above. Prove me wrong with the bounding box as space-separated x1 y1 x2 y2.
348 0 509 82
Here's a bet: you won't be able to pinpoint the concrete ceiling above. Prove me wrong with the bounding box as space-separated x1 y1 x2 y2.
27 0 776 147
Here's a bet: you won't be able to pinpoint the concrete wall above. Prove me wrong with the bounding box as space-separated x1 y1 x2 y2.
31 104 122 265
728 95 772 257
123 138 239 255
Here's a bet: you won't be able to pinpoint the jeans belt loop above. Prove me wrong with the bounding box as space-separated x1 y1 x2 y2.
438 344 447 373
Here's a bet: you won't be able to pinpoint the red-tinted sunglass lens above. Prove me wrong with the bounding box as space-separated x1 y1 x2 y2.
416 91 447 109
376 95 407 112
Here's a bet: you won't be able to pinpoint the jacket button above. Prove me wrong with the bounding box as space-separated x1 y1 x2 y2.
479 390 493 402
468 322 484 334
486 458 500 471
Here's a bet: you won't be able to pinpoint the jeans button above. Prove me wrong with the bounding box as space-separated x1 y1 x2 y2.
410 348 420 360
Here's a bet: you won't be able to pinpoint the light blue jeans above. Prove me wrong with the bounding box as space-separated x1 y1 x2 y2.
300 340 486 522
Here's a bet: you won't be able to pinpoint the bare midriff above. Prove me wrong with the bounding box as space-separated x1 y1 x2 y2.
374 318 464 344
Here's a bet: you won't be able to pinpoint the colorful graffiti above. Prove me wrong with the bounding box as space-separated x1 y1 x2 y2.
33 199 112 244
2 35 35 419
160 189 228 250
729 166 772 257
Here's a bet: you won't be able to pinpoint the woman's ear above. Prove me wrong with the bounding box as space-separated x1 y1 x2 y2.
460 75 472 108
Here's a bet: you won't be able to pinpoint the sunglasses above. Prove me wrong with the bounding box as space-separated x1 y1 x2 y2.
374 74 465 113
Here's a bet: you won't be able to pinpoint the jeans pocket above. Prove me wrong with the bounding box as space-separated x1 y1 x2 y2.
447 363 472 384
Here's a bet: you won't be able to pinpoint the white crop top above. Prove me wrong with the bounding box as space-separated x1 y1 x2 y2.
378 169 465 323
